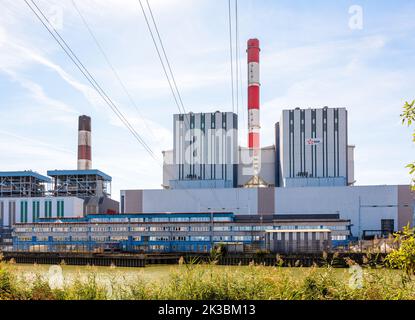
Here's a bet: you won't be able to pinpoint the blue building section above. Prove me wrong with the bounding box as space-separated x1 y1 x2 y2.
0 171 51 183
12 212 351 253
47 169 112 181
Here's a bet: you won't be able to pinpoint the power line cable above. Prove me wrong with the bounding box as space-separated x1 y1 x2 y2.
137 0 226 208
145 0 188 118
24 0 157 161
70 0 157 140
24 0 216 208
235 0 246 143
235 0 239 119
228 0 235 113
137 0 188 123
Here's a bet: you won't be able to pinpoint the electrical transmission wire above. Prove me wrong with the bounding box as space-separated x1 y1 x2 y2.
145 0 188 118
235 0 246 142
137 0 189 127
24 0 157 162
70 0 157 140
228 0 235 114
235 0 239 119
25 0 221 209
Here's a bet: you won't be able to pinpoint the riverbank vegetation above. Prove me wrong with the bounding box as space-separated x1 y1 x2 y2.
0 259 414 300
1 226 414 300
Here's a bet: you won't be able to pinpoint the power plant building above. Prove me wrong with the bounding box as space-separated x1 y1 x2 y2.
2 37 415 256
276 107 351 187
163 111 238 189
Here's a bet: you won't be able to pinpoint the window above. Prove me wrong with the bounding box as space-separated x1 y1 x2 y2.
110 226 128 232
71 236 88 242
15 227 32 233
213 217 232 222
332 235 347 241
8 201 16 226
71 227 88 232
0 201 4 226
110 236 128 241
233 236 252 241
91 226 108 232
149 236 169 241
120 195 125 214
33 227 51 232
57 200 64 218
20 201 28 223
131 226 146 232
18 236 32 242
213 236 231 241
91 236 108 242
190 236 209 241
381 219 394 234
213 226 231 231
44 201 52 218
32 201 40 221
52 236 69 242
190 226 209 232
52 227 69 232
190 217 210 222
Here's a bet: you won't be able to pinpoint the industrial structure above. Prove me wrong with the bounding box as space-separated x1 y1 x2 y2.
0 115 119 247
2 38 415 256
12 212 350 253
276 107 351 187
0 171 50 198
164 111 238 189
77 115 92 170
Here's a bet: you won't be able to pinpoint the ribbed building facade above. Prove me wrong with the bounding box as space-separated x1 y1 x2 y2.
165 111 238 189
277 107 349 187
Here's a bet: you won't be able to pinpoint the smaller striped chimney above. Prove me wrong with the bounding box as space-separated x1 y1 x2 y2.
77 115 92 170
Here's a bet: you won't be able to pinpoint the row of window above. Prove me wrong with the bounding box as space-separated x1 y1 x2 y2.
18 200 63 223
18 235 258 242
15 224 348 233
88 216 231 223
18 234 347 243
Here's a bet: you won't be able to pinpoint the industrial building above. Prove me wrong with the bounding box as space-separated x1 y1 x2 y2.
121 39 415 242
12 212 350 253
163 111 239 189
265 229 332 253
120 185 413 239
0 171 50 198
276 107 353 187
2 38 415 255
0 116 119 246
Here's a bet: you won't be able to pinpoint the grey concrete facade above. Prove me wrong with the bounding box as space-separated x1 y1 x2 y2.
277 107 349 187
120 185 414 239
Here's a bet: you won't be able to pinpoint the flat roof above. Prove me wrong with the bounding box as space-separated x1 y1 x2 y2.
0 171 51 183
265 229 332 233
47 170 112 181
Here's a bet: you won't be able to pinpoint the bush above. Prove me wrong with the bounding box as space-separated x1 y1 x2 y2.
385 225 415 276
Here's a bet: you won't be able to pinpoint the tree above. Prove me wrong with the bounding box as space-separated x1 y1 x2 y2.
401 100 415 190
385 224 415 276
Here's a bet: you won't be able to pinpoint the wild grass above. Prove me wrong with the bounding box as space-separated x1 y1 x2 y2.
0 260 414 300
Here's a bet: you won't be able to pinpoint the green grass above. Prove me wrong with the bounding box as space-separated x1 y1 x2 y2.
1 262 414 300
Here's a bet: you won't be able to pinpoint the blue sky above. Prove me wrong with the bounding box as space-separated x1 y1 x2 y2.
0 0 414 200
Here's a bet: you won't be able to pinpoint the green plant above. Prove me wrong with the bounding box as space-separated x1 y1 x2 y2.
401 100 415 190
385 224 415 276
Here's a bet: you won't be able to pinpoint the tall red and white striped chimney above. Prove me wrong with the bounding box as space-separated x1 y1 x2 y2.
77 115 92 170
247 39 260 174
